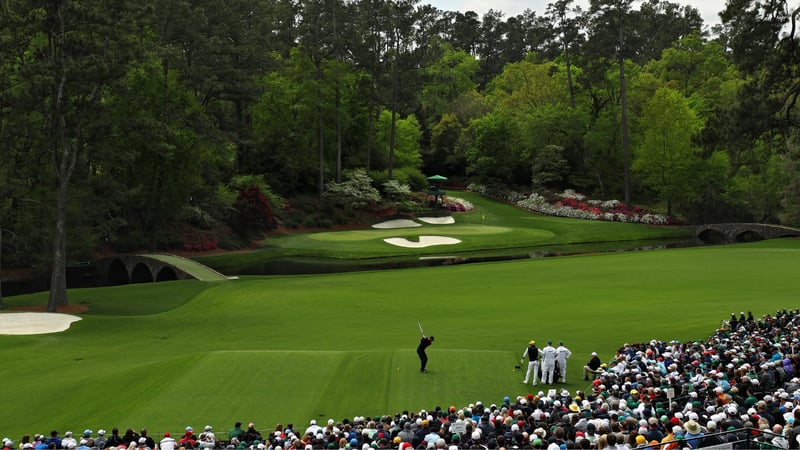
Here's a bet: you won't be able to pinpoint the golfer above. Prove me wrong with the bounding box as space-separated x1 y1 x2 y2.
417 335 434 373
521 340 540 385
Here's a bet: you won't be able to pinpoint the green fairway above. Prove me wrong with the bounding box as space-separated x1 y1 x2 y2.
2 239 800 438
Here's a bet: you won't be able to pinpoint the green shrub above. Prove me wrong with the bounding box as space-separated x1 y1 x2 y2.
315 218 333 228
217 231 246 250
302 216 317 228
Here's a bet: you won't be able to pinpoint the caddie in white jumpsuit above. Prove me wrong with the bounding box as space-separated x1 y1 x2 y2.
555 341 572 383
541 340 557 384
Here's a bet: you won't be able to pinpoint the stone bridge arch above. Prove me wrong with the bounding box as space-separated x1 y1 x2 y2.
695 223 800 244
95 254 227 286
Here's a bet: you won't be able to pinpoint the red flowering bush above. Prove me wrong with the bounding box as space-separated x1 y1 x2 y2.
182 230 219 251
231 185 278 239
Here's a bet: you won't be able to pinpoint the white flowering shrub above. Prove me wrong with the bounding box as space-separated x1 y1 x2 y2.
323 169 382 209
383 179 413 200
561 189 586 201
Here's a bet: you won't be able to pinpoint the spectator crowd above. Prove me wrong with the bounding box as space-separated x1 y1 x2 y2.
5 309 800 450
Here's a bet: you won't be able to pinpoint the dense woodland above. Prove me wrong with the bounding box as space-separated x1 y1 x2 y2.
2 0 800 308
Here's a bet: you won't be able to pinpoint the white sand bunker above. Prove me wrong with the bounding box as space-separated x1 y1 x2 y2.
0 312 82 335
372 219 421 229
383 236 462 248
418 216 455 225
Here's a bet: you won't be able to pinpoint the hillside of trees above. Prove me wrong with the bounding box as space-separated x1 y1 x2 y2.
2 0 800 309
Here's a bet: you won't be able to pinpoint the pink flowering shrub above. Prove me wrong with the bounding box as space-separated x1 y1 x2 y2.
468 184 671 224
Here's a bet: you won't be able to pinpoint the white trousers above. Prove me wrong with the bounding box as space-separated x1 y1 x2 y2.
542 362 555 384
558 360 567 382
523 361 539 384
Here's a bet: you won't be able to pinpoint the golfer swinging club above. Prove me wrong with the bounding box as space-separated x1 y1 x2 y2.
417 321 434 373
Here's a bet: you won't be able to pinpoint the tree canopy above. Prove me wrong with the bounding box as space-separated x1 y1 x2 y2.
2 0 800 308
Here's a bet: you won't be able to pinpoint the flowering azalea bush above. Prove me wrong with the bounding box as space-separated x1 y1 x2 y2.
231 184 279 238
444 196 474 212
469 184 672 224
182 229 219 251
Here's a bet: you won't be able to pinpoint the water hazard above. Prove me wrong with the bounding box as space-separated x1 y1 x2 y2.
241 238 702 276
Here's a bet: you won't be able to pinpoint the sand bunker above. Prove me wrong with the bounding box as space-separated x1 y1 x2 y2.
383 236 462 248
0 312 81 335
372 219 421 229
417 216 455 225
373 217 455 228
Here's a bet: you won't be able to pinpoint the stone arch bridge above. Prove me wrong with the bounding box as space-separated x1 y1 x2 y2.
95 254 229 285
695 223 800 244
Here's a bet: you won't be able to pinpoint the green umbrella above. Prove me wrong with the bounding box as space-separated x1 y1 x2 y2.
426 175 448 181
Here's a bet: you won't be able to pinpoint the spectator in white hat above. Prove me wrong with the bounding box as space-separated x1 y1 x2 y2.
584 352 603 381
62 432 77 450
198 426 215 449
304 421 321 437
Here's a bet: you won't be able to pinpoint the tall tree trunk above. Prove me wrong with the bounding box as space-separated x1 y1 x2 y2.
333 0 342 183
388 54 398 180
0 228 4 310
318 61 325 201
336 80 342 183
619 21 631 206
565 45 576 110
388 11 399 181
48 177 69 311
47 2 79 312
366 95 374 173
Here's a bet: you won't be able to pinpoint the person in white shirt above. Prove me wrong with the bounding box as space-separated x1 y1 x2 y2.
541 340 557 384
555 341 572 383
199 426 215 450
61 432 77 450
159 433 176 450
304 420 321 437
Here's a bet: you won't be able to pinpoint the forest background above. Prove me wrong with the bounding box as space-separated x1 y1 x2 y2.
2 0 800 307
